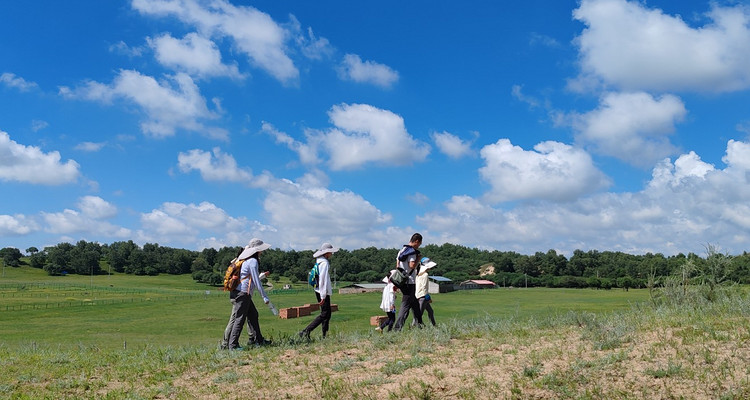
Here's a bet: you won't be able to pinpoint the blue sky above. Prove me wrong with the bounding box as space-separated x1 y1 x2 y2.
2 0 750 256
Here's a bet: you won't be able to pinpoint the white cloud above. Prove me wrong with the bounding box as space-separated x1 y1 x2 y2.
289 16 334 60
261 122 319 166
314 103 430 170
148 32 243 79
132 0 298 84
338 54 399 88
431 131 473 159
572 0 750 93
74 141 106 152
78 196 118 219
109 40 144 57
137 201 272 248
42 197 130 238
30 120 49 132
0 72 38 92
420 140 750 255
262 177 392 250
0 214 38 236
406 192 430 206
568 92 686 167
60 70 226 139
479 138 610 202
0 130 80 185
177 147 254 183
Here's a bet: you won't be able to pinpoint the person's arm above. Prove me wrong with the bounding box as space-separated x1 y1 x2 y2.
250 260 269 303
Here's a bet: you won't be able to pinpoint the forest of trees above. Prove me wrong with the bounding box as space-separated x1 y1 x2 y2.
2 241 749 289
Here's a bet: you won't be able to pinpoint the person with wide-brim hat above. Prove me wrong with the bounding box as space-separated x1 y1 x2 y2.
228 238 273 349
299 242 339 339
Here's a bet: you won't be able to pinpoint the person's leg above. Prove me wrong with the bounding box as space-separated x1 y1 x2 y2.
385 311 395 331
410 290 424 327
320 296 332 337
221 295 238 349
424 301 436 326
228 292 249 349
301 296 330 337
394 285 415 331
246 298 264 343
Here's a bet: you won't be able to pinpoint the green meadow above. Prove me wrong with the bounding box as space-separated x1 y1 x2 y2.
3 266 748 399
0 266 648 349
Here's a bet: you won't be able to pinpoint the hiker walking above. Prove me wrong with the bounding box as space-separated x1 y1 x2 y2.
393 233 424 330
228 238 272 349
415 257 437 326
376 270 398 332
221 256 269 349
299 243 339 339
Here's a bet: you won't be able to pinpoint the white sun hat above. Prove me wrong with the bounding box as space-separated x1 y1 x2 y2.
313 242 340 258
237 238 271 260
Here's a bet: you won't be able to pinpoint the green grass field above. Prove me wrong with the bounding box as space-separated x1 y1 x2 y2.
1 266 748 399
0 266 648 349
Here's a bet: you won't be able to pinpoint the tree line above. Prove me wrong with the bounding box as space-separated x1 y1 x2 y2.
2 241 749 289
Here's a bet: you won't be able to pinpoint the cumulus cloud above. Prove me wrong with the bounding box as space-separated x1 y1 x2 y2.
42 197 131 238
60 70 226 139
431 131 473 159
132 0 298 84
148 32 243 79
262 176 392 249
0 131 80 185
78 196 118 219
0 214 38 236
479 139 610 202
567 92 686 167
572 0 750 93
312 103 430 170
338 54 399 88
137 201 273 248
0 72 38 92
420 140 750 255
177 147 254 183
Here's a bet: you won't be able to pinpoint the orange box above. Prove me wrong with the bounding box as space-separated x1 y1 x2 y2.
370 315 387 326
305 303 320 312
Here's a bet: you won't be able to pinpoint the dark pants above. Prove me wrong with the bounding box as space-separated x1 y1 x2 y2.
228 291 263 348
394 284 423 330
419 297 436 326
379 311 396 331
303 295 331 337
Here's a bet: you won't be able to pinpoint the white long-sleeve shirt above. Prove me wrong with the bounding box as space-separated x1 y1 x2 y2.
238 257 270 303
315 256 332 300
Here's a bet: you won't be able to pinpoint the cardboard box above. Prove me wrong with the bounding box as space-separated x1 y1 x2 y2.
331 304 339 312
370 315 387 326
305 303 320 312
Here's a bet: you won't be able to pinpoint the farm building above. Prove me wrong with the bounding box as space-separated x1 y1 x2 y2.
459 279 497 290
428 276 454 293
338 283 386 294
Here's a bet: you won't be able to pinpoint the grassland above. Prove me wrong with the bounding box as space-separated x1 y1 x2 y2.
1 266 748 399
